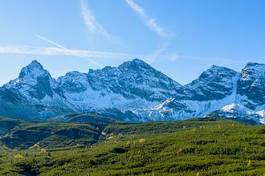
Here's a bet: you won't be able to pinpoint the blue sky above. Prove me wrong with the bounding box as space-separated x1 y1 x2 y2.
1 0 265 85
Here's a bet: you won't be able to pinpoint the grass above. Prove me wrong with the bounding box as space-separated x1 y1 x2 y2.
1 119 265 175
0 119 106 150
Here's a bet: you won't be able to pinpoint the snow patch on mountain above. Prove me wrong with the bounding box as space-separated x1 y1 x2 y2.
0 59 265 124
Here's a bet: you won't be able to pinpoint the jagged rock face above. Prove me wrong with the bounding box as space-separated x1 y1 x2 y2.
18 60 51 84
0 87 47 119
0 87 23 104
185 66 239 101
0 60 73 120
58 71 89 93
5 60 57 100
237 63 265 109
0 59 184 120
0 58 265 124
87 59 182 101
55 59 184 116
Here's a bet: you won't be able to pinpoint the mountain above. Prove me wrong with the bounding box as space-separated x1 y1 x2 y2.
212 63 265 123
0 59 265 124
237 63 265 109
185 65 239 101
0 60 73 119
138 65 240 121
0 59 183 121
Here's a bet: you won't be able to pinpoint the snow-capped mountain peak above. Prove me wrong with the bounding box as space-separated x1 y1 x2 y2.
238 62 265 109
19 60 47 78
58 71 89 93
118 58 152 71
241 62 265 80
3 60 59 103
0 59 265 124
185 65 239 101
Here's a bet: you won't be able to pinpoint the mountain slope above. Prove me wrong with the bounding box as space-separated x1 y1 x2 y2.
0 59 184 121
0 59 265 123
237 63 265 109
139 65 240 121
0 60 73 120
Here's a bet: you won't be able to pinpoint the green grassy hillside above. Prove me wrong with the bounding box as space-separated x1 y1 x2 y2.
0 117 111 150
0 117 21 136
1 118 265 175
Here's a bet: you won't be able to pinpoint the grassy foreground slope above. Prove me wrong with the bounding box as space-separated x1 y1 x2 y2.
2 119 265 175
0 115 113 150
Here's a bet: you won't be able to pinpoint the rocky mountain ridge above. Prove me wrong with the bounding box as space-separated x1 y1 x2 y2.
0 59 265 124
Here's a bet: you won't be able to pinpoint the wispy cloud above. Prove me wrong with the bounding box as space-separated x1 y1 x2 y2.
0 45 246 66
147 43 170 64
35 34 102 66
80 0 111 38
0 45 143 61
35 34 67 49
125 0 168 38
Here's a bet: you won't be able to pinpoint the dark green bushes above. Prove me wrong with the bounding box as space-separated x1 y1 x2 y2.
2 119 265 175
